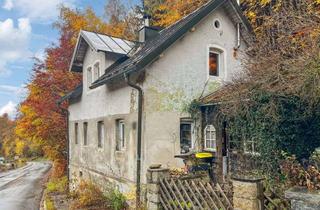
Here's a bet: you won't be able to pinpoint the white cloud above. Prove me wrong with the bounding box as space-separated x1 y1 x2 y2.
0 18 32 76
0 101 17 119
0 85 27 97
2 0 13 10
2 0 75 23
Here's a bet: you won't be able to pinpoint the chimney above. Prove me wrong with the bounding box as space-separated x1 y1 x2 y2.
139 14 161 42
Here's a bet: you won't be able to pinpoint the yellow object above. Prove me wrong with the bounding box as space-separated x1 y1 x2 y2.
195 153 213 159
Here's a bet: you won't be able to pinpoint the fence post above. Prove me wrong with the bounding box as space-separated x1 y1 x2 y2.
146 165 170 210
232 176 264 210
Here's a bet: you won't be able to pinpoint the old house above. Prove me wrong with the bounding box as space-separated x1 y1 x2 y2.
60 0 252 194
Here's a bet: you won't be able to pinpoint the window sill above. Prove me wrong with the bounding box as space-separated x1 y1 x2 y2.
203 148 217 153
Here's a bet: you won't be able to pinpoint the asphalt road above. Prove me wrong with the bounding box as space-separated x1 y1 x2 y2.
0 162 51 210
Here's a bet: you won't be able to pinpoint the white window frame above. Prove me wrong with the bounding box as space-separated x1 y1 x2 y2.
244 138 260 156
204 124 217 151
116 120 125 151
97 121 105 148
180 119 195 153
207 45 226 79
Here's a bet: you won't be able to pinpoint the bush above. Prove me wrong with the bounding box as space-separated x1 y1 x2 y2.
280 154 320 190
71 180 127 210
46 176 68 193
106 189 127 210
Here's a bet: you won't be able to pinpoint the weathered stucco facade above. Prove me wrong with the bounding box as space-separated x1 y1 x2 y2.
67 1 248 194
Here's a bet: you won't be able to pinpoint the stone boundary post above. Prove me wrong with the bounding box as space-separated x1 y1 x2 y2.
146 166 170 210
285 187 320 209
232 176 264 210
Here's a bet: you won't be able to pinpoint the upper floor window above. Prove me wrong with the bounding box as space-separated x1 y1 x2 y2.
75 123 78 144
204 125 216 151
180 119 194 154
116 119 125 151
93 62 100 81
83 122 88 146
97 121 104 148
87 67 92 88
209 50 219 76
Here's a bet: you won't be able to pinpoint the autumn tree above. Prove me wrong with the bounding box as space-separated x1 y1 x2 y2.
201 0 320 176
0 114 18 158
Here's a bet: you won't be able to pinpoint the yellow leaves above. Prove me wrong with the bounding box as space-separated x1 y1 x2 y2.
260 0 271 6
247 11 257 20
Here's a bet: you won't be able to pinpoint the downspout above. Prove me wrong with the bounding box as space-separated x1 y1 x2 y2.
124 73 143 208
235 0 241 50
57 102 70 183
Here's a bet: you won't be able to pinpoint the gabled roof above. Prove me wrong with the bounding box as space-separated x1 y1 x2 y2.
91 0 252 89
57 84 83 104
69 30 136 72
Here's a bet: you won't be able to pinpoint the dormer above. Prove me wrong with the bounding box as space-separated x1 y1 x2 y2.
69 30 136 73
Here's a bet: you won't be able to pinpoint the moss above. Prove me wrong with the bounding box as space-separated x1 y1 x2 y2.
146 87 190 112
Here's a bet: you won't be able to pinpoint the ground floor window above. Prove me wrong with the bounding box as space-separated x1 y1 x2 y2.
244 138 259 155
116 119 125 151
75 123 78 144
83 122 88 146
97 121 104 148
204 125 216 151
180 119 194 154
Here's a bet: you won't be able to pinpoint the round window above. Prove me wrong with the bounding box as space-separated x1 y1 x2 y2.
214 20 221 30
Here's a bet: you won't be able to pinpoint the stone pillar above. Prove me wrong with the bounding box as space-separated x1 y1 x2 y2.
146 166 170 210
232 176 264 210
285 187 320 210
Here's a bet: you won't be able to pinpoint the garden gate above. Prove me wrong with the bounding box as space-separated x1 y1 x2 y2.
158 176 233 210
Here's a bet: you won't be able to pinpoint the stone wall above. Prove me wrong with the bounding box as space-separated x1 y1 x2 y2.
285 187 320 210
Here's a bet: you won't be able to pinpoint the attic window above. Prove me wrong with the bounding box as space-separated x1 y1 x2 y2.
214 19 221 30
209 51 219 76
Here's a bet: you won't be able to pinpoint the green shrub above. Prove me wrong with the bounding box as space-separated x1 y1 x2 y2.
106 189 127 210
46 176 68 193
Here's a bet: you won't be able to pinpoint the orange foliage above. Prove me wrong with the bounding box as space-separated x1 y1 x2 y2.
150 0 209 27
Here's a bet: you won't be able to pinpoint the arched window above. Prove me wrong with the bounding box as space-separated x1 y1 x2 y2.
204 125 216 151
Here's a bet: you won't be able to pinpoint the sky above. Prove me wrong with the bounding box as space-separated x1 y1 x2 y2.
0 0 140 119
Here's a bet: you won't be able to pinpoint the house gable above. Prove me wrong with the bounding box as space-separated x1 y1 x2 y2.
91 0 252 88
69 30 136 72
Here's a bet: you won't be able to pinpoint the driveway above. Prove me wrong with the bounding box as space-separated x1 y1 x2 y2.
0 162 51 210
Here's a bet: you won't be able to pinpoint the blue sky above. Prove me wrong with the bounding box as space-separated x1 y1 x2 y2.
0 0 140 118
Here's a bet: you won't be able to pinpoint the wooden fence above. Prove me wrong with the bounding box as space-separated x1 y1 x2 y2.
159 177 233 210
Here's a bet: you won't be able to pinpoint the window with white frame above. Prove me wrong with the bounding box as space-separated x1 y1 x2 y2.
180 119 194 154
87 67 92 88
208 48 223 76
93 62 100 81
116 120 125 151
97 121 104 148
244 138 259 155
204 125 216 151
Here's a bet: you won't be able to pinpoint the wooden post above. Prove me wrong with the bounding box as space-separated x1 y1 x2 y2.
232 176 264 210
146 166 170 210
